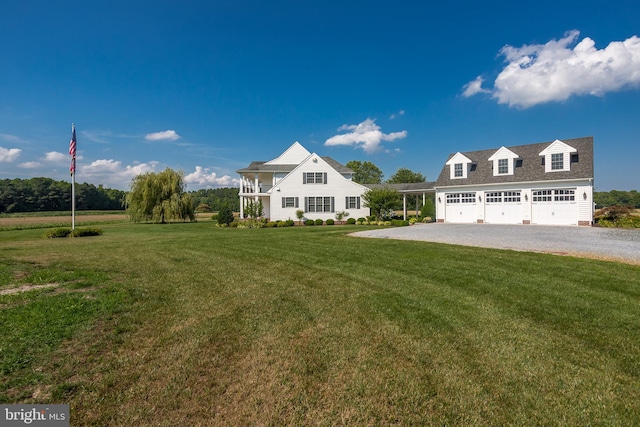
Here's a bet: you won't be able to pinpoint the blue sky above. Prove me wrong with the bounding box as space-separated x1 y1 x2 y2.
1 0 639 191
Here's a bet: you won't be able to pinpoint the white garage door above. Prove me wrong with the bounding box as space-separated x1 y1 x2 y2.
531 189 577 225
445 192 477 223
485 191 522 224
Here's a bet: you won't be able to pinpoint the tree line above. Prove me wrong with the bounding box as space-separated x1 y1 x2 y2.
0 177 240 214
594 190 640 208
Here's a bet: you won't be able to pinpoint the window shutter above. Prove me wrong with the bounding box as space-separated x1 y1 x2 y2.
303 173 307 184
345 196 349 209
282 198 286 208
323 173 328 184
304 197 309 212
295 197 299 208
357 197 360 209
331 197 335 213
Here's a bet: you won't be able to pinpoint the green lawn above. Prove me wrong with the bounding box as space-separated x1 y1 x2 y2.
1 223 639 425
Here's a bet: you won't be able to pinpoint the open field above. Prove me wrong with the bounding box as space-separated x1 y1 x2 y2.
1 223 639 425
0 211 213 230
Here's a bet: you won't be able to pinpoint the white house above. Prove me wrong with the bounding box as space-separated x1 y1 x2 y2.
434 137 594 226
236 142 370 221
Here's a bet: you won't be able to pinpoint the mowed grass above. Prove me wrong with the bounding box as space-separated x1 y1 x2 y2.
1 223 639 425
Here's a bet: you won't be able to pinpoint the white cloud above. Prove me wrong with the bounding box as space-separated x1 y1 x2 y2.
389 110 405 120
78 159 159 189
145 130 181 141
462 76 490 97
464 31 640 108
0 134 23 143
45 151 67 162
0 146 21 162
324 118 407 153
185 166 239 188
19 161 42 169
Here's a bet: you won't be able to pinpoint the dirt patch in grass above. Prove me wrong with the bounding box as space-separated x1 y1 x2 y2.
0 283 59 296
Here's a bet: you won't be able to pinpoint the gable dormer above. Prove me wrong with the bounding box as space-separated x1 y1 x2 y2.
445 152 474 179
539 139 578 173
488 146 519 176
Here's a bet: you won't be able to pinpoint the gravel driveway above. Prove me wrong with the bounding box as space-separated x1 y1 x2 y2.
352 223 640 265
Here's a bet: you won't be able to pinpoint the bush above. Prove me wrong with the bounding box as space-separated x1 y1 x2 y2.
44 228 103 238
265 221 277 228
326 219 334 225
357 217 366 223
346 218 356 225
285 219 295 227
305 219 315 226
70 228 103 237
217 204 235 226
43 228 72 238
315 219 324 225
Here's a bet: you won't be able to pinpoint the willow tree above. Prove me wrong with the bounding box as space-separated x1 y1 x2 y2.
125 168 195 223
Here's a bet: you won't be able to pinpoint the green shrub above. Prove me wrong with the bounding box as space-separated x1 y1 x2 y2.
43 228 72 238
326 219 335 225
210 214 219 223
391 219 409 227
217 205 235 226
229 220 239 228
266 221 277 228
346 218 356 225
69 228 103 237
285 219 295 227
357 217 366 223
305 219 315 226
315 219 324 226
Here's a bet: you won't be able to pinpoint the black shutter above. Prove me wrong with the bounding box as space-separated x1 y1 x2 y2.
331 197 335 213
282 198 286 208
357 197 360 209
323 173 328 184
303 172 307 184
295 197 299 208
345 196 349 209
304 197 309 212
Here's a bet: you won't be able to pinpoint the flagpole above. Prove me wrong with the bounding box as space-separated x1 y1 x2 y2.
70 123 76 230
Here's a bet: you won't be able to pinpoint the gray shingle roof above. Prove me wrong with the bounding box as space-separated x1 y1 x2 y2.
435 136 594 187
236 157 353 175
364 182 436 192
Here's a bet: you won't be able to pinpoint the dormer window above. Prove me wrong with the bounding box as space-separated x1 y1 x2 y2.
446 152 473 179
488 146 519 177
498 159 508 174
539 139 577 173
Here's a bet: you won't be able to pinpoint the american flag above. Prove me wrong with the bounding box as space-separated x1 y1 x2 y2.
69 124 76 175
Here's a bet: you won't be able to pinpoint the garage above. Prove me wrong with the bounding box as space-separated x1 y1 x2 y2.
445 192 477 223
531 188 577 225
484 191 522 224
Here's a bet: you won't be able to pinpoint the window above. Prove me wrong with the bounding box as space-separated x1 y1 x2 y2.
454 163 463 177
551 153 563 170
503 191 521 202
303 172 327 184
554 189 575 201
532 190 552 202
486 192 502 203
345 196 361 209
305 196 334 213
282 197 299 208
446 193 476 204
498 159 509 174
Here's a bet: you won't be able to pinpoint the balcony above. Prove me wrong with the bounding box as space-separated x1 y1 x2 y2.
241 184 273 195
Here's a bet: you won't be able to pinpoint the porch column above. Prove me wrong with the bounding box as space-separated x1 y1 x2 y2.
254 174 259 194
403 194 407 220
239 178 244 218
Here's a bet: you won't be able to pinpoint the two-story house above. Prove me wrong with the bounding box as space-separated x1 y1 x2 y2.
434 137 594 226
236 142 370 222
